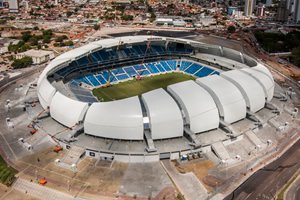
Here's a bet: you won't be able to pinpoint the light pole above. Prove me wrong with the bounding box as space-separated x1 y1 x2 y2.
35 169 38 181
67 180 70 191
148 185 152 199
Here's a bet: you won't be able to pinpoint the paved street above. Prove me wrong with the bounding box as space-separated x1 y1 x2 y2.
285 175 300 200
224 139 300 200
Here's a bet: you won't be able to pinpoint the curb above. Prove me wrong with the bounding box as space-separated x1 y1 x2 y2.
283 170 300 200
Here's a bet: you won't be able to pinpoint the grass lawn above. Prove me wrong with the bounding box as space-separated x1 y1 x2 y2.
92 72 196 102
0 156 17 186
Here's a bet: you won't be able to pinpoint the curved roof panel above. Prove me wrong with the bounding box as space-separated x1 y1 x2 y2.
196 75 247 124
84 96 144 140
50 92 89 128
241 67 274 101
37 77 56 109
221 70 266 112
167 80 219 133
142 88 183 140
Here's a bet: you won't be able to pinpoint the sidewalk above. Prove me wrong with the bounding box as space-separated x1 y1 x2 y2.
13 178 74 200
161 160 208 200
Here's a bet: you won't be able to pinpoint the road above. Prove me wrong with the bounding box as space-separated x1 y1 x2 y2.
224 139 300 200
285 175 300 200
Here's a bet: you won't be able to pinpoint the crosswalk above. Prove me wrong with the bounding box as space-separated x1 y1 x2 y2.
13 178 74 200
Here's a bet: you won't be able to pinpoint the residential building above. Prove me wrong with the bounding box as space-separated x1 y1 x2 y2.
16 50 55 64
244 0 255 16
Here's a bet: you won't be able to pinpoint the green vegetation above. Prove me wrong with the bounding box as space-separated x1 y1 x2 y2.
66 11 73 17
93 24 100 31
12 56 33 69
8 41 31 53
0 156 17 186
92 72 195 102
0 19 7 24
254 30 300 67
121 14 134 21
254 30 300 53
227 25 236 33
176 193 185 200
54 40 73 47
8 29 54 53
55 35 68 43
291 46 300 66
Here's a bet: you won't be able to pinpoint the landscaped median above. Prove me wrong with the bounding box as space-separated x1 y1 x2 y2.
0 156 17 186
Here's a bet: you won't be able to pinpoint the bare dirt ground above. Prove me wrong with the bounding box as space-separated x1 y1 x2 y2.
15 146 128 199
172 159 220 192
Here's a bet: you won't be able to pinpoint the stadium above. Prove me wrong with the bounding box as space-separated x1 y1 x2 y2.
36 35 277 163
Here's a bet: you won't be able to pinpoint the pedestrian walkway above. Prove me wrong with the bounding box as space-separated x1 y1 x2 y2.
13 178 74 200
161 160 208 200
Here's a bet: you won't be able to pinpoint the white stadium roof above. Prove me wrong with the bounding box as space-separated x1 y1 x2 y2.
221 70 266 113
167 80 219 133
142 88 183 140
37 77 56 109
84 96 144 140
50 92 89 128
241 66 274 102
196 75 247 124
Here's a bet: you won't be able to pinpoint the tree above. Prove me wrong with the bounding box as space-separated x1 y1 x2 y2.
29 37 39 46
55 35 68 43
93 24 100 31
291 46 300 66
42 29 53 36
21 31 32 42
227 25 236 33
64 40 74 46
12 57 33 69
0 19 7 24
43 36 51 44
121 15 133 21
66 11 73 17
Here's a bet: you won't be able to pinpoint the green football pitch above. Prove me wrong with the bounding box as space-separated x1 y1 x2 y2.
92 72 196 102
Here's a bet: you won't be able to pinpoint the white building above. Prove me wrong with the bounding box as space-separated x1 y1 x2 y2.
16 49 55 64
244 0 255 16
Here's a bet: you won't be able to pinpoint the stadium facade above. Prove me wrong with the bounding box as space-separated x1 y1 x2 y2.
37 35 275 161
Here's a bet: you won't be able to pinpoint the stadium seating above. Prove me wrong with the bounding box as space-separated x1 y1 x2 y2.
184 63 202 75
73 59 219 87
194 67 215 77
160 61 172 71
166 60 177 70
86 75 100 86
133 64 146 71
58 43 196 78
112 67 126 75
124 66 137 77
116 74 130 81
95 74 107 85
180 61 193 71
155 63 166 73
145 63 160 74
76 57 90 66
